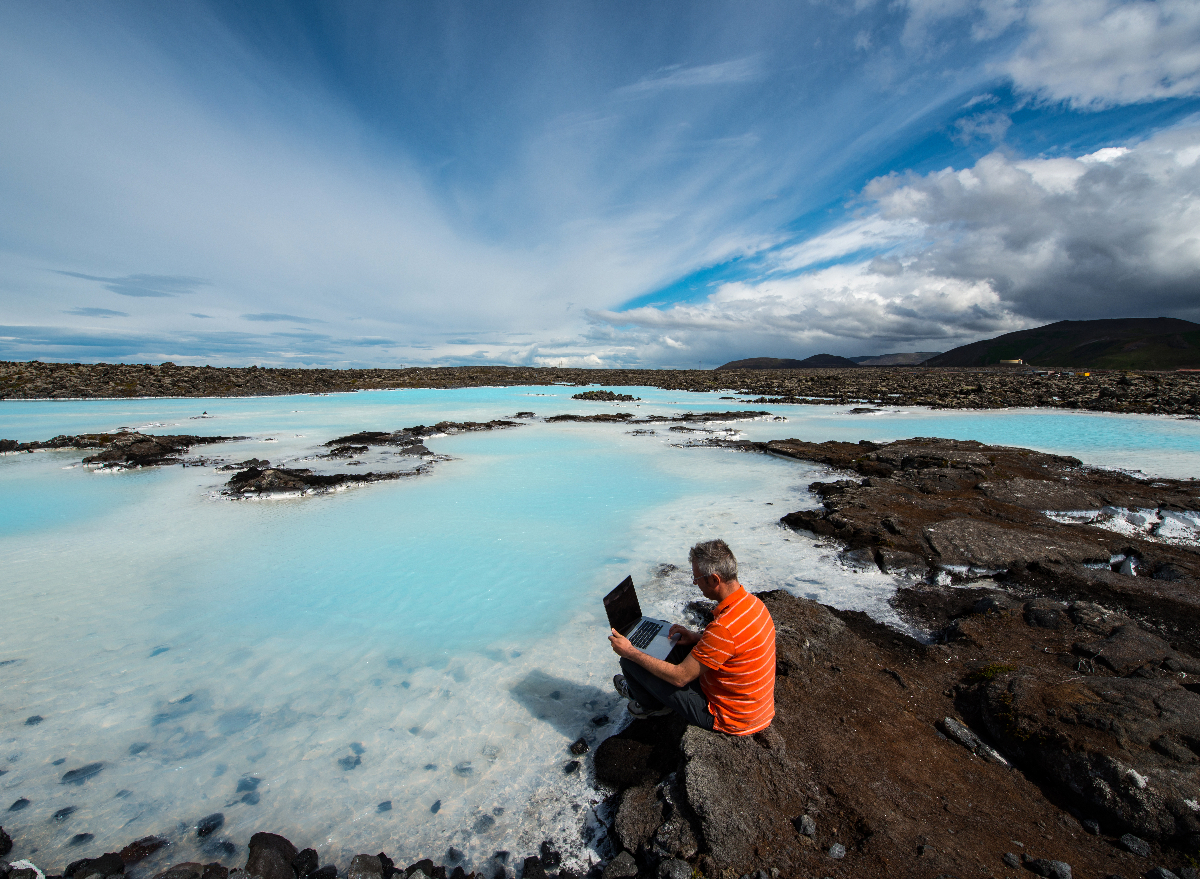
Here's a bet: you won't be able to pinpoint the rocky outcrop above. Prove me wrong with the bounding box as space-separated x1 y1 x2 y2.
0 432 239 468
4 361 1198 416
572 391 640 402
764 436 1200 639
592 590 1200 879
223 465 428 497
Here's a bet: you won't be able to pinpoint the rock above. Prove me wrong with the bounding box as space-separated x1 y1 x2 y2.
795 815 816 836
657 861 690 879
1074 625 1176 676
25 716 43 725
64 854 124 879
680 724 799 875
876 549 928 579
0 825 10 858
1023 859 1072 879
1082 820 1100 835
939 717 1010 765
245 833 297 879
119 837 169 864
1024 599 1068 629
1119 833 1151 857
600 853 637 879
348 855 383 879
310 868 336 879
537 842 559 870
1002 852 1020 868
828 843 845 859
978 477 1101 510
1146 868 1181 879
614 783 660 855
292 850 318 878
519 857 544 879
569 737 589 755
8 799 30 812
839 548 879 571
195 814 224 839
594 738 656 789
155 864 204 879
925 519 1103 569
61 763 104 784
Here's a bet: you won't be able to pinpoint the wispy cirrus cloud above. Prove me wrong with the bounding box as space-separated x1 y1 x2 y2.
63 306 128 318
242 313 324 324
617 57 765 96
56 272 209 298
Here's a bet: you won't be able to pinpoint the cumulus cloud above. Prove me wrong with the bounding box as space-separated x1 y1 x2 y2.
1005 0 1200 108
594 125 1200 358
900 0 1200 107
866 126 1200 319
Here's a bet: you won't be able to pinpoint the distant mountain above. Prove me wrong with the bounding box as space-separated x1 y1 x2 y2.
851 352 942 366
925 318 1200 369
717 354 861 369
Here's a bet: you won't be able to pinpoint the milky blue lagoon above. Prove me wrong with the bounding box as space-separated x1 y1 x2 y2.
3 386 1199 874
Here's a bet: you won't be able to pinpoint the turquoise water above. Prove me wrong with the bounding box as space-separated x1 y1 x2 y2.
1 387 1198 875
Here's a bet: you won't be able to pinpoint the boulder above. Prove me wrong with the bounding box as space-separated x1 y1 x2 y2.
977 669 1200 841
245 833 298 879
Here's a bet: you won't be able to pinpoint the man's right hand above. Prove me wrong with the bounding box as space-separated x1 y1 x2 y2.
668 624 700 646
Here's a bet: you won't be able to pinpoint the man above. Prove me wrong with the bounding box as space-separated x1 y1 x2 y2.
608 539 775 736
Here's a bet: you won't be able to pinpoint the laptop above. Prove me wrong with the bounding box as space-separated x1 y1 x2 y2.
604 575 680 661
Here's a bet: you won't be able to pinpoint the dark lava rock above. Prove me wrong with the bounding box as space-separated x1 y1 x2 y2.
569 737 589 755
572 390 639 402
195 813 224 838
310 868 337 879
1119 833 1152 857
292 849 319 879
1023 859 1072 879
54 806 77 821
377 801 392 813
65 852 125 879
430 800 441 814
600 852 637 879
61 763 104 785
564 760 580 774
236 776 260 793
0 825 11 858
9 797 31 811
119 837 169 865
25 716 43 725
520 857 545 879
246 832 298 879
347 855 382 879
538 842 560 870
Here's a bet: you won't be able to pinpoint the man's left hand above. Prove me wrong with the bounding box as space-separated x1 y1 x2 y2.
609 628 637 658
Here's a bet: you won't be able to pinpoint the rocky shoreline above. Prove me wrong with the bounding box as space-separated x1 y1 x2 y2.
2 361 1199 417
4 432 1200 879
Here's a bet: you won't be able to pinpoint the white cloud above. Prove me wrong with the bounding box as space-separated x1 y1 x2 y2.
593 125 1200 360
617 58 765 95
1005 0 1200 108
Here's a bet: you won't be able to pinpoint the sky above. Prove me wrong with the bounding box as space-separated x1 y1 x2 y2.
1 0 1199 369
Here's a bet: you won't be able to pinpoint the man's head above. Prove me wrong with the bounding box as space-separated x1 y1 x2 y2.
689 539 738 591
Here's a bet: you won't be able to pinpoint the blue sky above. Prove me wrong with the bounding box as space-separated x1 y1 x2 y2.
1 0 1199 368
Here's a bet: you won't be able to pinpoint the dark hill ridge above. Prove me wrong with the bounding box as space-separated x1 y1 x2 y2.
926 317 1200 369
717 354 860 369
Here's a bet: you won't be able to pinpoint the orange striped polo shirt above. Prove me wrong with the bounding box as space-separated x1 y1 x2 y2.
691 585 776 735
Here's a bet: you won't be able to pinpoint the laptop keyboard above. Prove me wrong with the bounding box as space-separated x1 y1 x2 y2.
629 620 662 649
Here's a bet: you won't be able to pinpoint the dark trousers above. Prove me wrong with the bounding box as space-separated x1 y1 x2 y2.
619 657 715 731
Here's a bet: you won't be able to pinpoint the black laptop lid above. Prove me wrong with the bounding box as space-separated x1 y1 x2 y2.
604 575 643 634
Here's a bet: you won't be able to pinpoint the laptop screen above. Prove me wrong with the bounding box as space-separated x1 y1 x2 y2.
604 575 643 634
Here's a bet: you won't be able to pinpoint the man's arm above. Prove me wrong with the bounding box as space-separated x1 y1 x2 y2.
609 628 702 688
